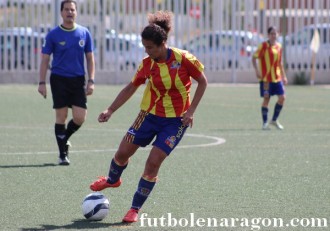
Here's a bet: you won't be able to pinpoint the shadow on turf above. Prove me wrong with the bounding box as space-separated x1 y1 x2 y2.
21 219 133 230
0 163 57 168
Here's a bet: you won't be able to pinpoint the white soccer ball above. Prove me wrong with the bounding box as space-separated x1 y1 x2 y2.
82 192 110 221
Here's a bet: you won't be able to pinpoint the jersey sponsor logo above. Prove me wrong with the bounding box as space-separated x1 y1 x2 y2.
165 136 176 149
59 41 66 46
170 60 181 69
79 39 85 47
176 125 186 139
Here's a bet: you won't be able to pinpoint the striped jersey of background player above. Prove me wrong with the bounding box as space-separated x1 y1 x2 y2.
252 26 288 130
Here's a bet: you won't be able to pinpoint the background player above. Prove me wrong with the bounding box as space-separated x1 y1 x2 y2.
252 26 288 130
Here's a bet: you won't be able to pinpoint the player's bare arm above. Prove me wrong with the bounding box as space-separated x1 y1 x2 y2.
85 52 95 96
280 62 288 85
98 82 138 123
252 57 261 79
38 54 50 99
182 72 208 127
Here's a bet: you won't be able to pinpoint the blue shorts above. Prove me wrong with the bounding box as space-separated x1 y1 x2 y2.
259 81 285 97
124 110 188 155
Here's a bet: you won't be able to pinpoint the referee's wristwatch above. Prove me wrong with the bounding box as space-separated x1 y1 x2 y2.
87 79 95 84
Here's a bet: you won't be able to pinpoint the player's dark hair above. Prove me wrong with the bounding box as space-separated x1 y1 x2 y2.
267 26 277 34
61 0 77 11
141 11 173 46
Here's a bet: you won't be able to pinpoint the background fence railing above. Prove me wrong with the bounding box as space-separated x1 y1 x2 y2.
1 0 329 83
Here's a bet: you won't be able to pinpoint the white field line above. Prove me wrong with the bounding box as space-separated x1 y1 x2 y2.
0 133 226 156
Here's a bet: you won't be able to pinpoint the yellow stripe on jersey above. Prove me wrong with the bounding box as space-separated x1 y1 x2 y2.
172 51 188 112
253 42 282 83
132 47 204 117
141 82 154 114
159 62 175 117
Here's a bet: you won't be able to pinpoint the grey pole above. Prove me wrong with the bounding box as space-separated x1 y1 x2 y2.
55 0 60 27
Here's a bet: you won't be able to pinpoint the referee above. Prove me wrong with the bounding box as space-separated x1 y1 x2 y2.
38 0 95 165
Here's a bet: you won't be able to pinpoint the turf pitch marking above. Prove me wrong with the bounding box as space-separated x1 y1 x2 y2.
0 133 225 156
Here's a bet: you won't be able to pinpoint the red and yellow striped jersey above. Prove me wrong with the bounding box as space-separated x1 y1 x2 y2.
132 47 204 117
253 41 283 83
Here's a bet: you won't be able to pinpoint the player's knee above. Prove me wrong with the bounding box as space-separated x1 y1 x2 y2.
278 95 286 104
114 151 130 165
145 159 162 173
56 112 68 123
73 116 85 125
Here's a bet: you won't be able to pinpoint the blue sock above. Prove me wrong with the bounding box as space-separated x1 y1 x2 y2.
272 103 283 121
261 107 268 123
107 158 127 184
131 177 156 210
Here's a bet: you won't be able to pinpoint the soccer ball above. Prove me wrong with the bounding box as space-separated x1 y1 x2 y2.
82 192 110 221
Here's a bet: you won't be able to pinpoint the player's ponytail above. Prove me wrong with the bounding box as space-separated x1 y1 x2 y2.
141 11 173 46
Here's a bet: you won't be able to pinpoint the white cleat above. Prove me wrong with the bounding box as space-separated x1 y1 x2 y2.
262 123 270 130
270 120 284 130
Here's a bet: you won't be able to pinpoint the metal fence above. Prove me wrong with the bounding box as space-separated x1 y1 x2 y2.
1 0 329 83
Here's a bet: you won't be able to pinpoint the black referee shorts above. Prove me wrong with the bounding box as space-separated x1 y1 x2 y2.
50 74 87 109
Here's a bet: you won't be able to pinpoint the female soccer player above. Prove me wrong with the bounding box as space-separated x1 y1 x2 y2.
252 26 288 130
89 11 208 223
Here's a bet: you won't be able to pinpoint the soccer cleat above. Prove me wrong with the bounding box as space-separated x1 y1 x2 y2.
262 123 270 130
58 156 70 165
90 176 121 191
65 141 72 155
122 208 139 223
270 120 284 130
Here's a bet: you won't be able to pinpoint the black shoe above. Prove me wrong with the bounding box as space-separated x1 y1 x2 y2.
58 156 70 165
